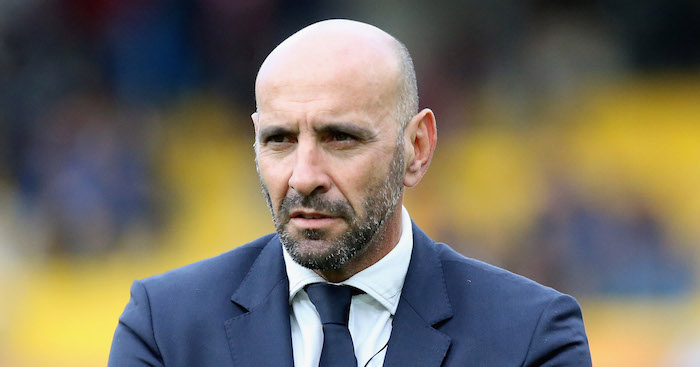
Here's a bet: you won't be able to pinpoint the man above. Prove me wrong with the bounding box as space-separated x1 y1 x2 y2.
109 19 592 366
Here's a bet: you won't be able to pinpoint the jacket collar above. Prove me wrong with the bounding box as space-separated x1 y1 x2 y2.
226 235 294 367
383 222 454 366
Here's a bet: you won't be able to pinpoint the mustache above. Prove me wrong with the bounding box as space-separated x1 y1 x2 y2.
278 193 354 221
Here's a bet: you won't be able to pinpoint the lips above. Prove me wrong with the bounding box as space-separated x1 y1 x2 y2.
288 210 340 229
290 211 334 220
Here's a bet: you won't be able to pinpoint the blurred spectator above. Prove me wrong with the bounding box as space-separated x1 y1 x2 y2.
510 177 694 296
18 91 160 256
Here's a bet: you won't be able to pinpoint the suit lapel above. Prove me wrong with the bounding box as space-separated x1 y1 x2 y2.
384 223 453 367
225 236 294 367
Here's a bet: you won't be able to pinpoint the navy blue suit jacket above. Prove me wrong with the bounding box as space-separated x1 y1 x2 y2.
109 223 592 366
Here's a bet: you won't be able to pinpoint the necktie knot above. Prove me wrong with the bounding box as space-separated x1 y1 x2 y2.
305 283 353 326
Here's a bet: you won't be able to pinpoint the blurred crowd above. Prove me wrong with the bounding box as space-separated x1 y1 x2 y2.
1 0 699 294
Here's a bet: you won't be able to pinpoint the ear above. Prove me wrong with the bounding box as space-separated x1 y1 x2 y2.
251 112 261 150
251 112 260 131
403 108 437 187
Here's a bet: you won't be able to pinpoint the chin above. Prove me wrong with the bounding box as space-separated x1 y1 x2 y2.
283 235 362 271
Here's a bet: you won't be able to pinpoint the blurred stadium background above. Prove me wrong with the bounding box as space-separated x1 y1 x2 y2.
1 0 699 366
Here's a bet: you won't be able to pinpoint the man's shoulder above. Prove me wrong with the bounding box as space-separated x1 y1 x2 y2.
422 238 575 317
437 242 551 286
138 233 277 294
413 237 591 366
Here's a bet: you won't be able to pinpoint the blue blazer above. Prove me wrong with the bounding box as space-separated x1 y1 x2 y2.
109 223 592 366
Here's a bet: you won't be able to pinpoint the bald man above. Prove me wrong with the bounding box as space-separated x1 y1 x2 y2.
109 20 592 367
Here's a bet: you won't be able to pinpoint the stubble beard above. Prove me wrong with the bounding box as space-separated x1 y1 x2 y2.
257 145 405 271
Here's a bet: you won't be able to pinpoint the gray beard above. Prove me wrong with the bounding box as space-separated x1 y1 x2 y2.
258 144 405 270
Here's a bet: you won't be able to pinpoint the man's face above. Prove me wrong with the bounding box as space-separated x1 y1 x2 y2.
254 61 406 270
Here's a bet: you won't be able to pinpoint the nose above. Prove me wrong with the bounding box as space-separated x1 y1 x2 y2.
288 141 331 196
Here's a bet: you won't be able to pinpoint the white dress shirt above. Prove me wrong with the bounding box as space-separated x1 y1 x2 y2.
283 206 414 367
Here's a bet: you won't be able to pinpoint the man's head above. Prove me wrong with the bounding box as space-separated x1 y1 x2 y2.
252 19 437 280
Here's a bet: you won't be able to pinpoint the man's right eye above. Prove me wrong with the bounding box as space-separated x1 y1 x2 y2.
267 135 287 143
263 134 297 147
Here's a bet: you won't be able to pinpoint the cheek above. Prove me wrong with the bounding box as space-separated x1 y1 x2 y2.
330 155 385 204
258 158 291 204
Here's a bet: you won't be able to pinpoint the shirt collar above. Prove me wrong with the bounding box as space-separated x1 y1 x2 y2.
283 206 414 315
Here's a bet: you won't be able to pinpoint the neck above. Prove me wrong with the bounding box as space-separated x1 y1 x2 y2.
315 204 403 283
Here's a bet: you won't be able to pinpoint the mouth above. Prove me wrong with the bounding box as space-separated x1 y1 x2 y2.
288 210 341 229
291 211 333 219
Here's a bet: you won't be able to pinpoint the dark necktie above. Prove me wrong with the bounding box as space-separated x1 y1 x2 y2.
305 283 358 367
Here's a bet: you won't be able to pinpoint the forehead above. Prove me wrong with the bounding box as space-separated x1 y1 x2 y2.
260 74 387 112
255 28 402 122
256 64 398 130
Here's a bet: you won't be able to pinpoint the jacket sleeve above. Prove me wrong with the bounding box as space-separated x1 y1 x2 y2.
109 280 165 367
521 294 592 367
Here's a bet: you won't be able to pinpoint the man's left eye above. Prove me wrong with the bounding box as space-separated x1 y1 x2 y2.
332 132 354 141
